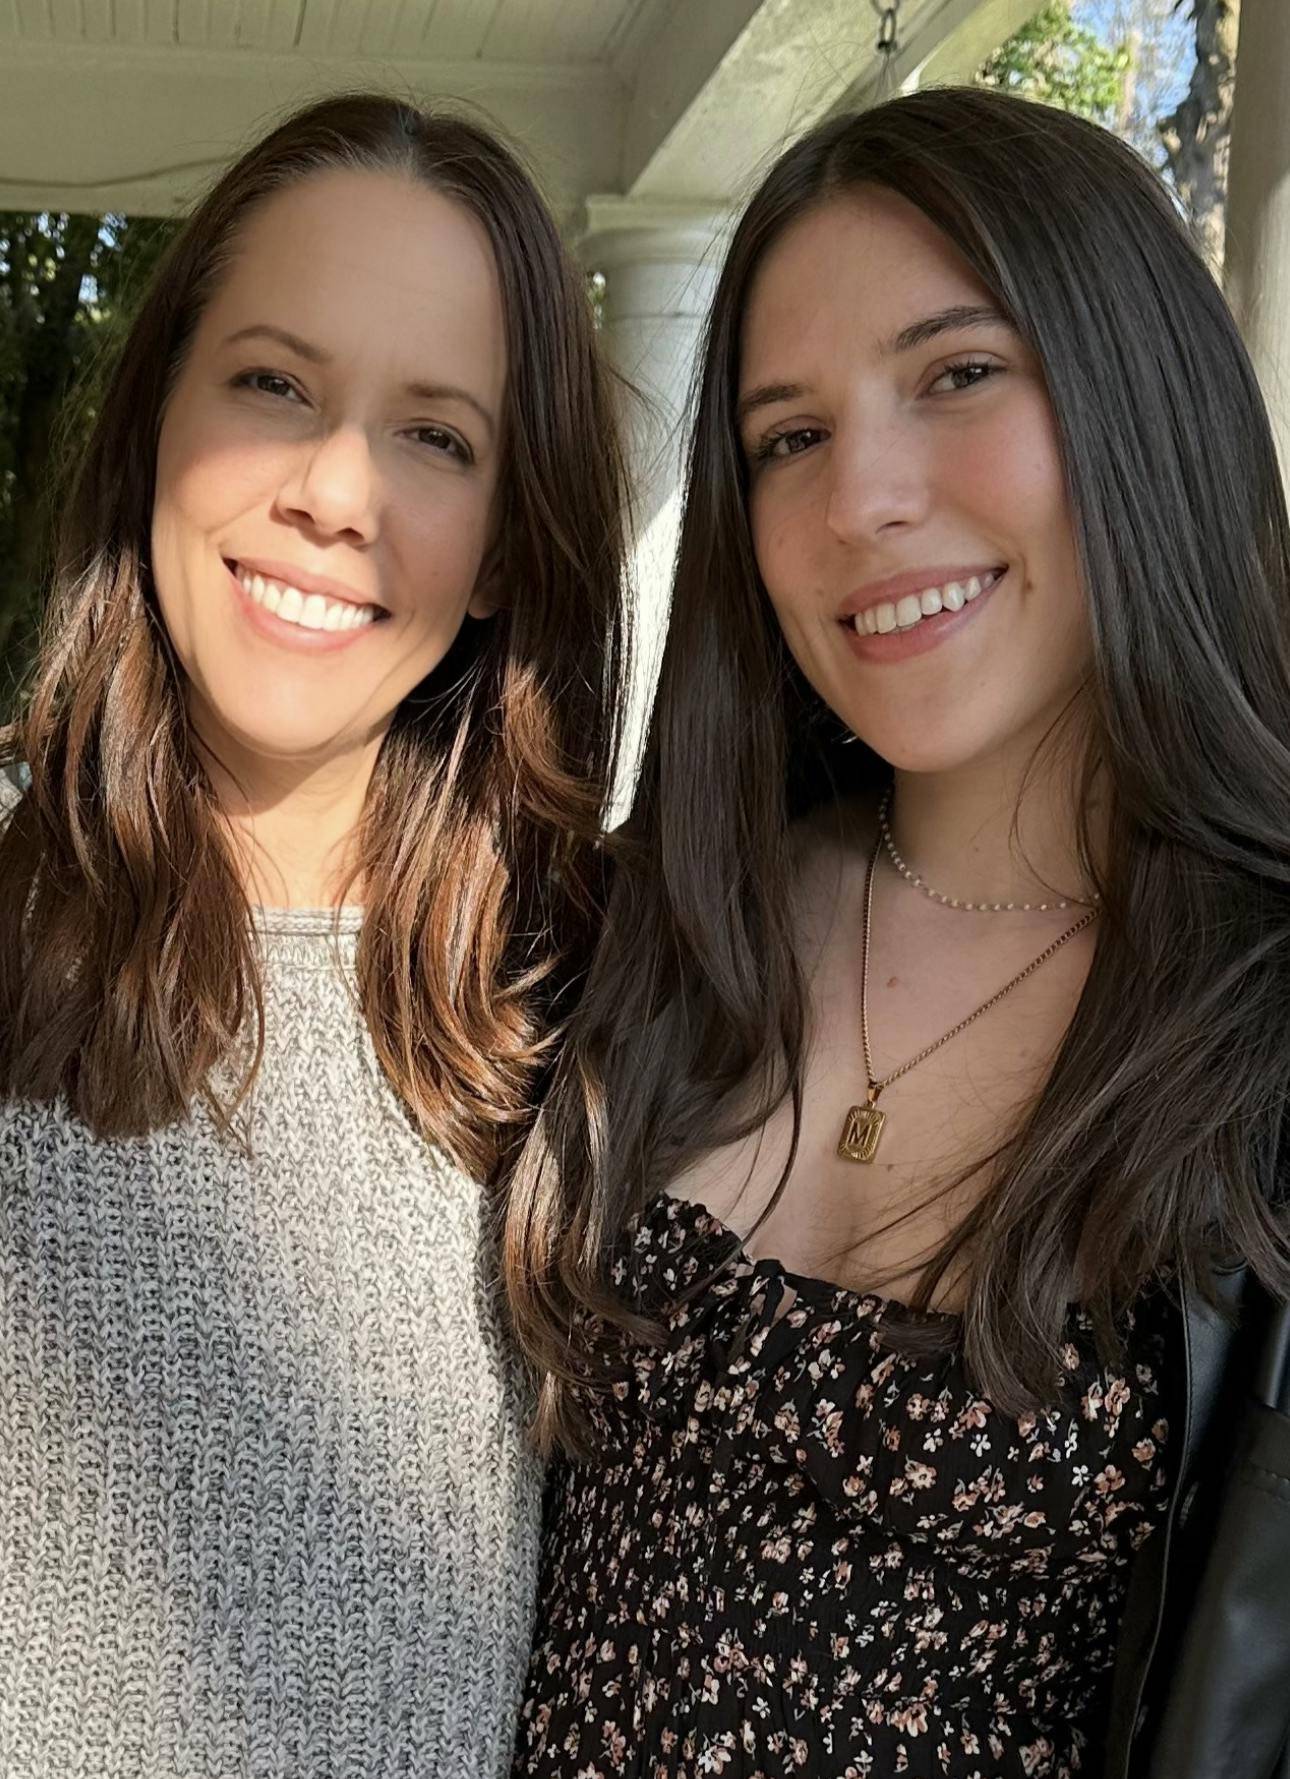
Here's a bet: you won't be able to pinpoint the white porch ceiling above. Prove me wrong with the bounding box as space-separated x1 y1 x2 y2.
1 0 656 64
0 0 1019 226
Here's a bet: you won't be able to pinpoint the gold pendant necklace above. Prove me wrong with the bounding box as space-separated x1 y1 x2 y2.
837 823 1098 1164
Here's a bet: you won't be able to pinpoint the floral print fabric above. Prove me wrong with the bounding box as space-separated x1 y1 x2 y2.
514 1194 1173 1779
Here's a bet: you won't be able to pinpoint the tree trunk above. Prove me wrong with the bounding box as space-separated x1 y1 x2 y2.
1159 0 1241 272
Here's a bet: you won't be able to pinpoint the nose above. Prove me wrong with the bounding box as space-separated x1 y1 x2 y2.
824 413 931 547
277 424 379 546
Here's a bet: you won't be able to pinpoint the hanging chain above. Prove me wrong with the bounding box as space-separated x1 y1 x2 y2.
868 0 903 98
870 0 902 58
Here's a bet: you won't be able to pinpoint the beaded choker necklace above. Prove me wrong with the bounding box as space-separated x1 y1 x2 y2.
876 786 1100 914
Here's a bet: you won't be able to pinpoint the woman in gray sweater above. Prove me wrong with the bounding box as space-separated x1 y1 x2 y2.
0 94 628 1778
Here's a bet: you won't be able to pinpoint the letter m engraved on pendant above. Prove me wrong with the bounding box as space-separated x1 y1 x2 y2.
837 1103 885 1163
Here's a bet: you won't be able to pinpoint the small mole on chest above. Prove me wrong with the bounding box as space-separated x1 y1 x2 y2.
886 975 900 989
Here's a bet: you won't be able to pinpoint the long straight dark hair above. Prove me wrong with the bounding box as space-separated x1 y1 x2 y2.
0 94 629 1179
505 84 1290 1452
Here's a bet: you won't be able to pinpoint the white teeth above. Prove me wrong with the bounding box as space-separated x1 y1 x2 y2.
236 566 377 636
853 569 1001 637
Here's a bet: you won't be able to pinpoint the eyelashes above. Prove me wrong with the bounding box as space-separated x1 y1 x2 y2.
233 368 301 401
228 369 473 463
750 426 825 463
929 358 1001 394
747 358 1005 463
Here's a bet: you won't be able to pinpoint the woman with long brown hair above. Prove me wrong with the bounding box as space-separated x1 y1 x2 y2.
0 94 627 1776
507 87 1290 1779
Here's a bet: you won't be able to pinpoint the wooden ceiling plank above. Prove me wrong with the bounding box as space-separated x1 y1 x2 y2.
481 0 538 61
234 0 271 48
112 0 147 40
142 0 176 44
602 0 657 70
82 0 114 40
421 0 492 60
485 0 617 63
386 0 435 57
207 0 239 45
294 0 337 52
48 0 83 40
15 0 53 40
324 0 369 56
175 0 209 44
265 0 301 50
358 0 398 56
539 0 634 64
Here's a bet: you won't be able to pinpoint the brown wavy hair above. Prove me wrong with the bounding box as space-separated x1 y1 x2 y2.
0 93 629 1178
504 85 1290 1453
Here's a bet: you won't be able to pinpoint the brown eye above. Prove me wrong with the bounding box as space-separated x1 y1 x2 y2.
407 425 472 464
754 426 827 462
234 370 302 402
928 361 999 396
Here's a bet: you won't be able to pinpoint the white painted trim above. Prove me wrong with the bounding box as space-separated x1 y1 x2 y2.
583 194 733 238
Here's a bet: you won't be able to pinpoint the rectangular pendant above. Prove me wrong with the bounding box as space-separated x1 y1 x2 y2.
837 1103 885 1163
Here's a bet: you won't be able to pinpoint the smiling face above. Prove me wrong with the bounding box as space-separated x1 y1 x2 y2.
151 166 506 776
738 186 1089 778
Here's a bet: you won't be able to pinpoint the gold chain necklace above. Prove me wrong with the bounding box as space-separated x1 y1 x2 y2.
837 825 1098 1163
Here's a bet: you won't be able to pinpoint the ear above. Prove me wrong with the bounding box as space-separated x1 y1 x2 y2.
467 536 508 621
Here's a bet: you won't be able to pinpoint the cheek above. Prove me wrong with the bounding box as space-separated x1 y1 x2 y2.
156 419 287 537
749 479 821 621
392 471 495 617
954 401 1072 566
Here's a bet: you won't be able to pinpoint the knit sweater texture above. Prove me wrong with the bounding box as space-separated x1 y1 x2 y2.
0 777 543 1777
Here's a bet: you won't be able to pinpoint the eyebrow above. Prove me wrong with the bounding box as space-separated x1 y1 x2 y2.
735 304 1014 427
221 323 498 438
887 303 1012 353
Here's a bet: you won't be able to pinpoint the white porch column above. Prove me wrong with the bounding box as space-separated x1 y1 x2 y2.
1225 2 1290 475
581 198 732 805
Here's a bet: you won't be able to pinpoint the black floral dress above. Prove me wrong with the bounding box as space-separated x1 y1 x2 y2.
513 1194 1174 1779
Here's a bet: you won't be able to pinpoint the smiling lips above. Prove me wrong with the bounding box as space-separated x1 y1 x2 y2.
848 567 1006 637
233 563 381 633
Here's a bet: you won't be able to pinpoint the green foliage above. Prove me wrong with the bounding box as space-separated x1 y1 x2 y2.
0 209 178 703
977 0 1131 124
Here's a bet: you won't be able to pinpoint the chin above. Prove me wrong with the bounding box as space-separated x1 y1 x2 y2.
195 694 368 771
845 719 1013 780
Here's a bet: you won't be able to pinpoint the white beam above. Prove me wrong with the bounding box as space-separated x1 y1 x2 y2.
621 0 1031 206
828 0 1042 115
623 0 890 203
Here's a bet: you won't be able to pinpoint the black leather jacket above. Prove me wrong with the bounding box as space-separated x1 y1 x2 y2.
1104 1271 1290 1778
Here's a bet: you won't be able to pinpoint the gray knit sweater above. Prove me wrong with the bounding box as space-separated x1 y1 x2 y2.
0 779 543 1777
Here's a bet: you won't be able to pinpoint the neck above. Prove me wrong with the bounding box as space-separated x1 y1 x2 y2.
888 744 1101 914
193 718 382 910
